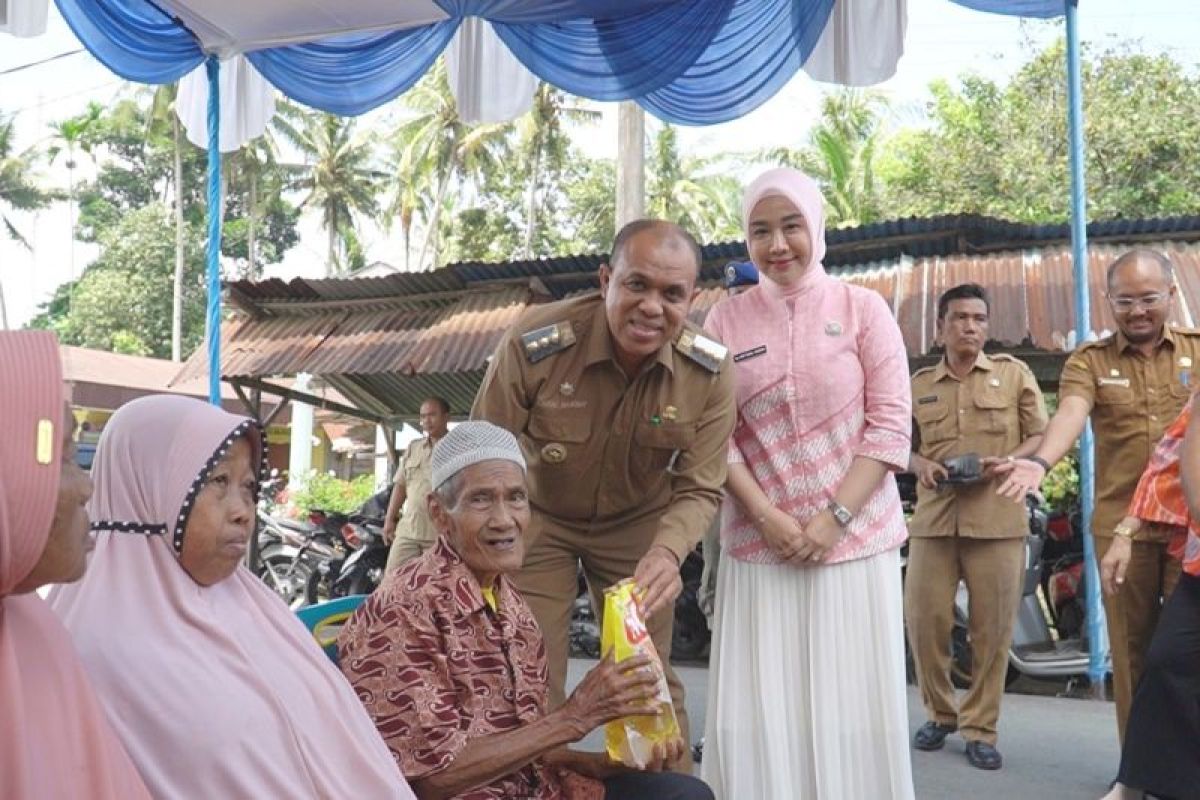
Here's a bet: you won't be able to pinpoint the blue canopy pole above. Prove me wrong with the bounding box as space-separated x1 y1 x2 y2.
1065 0 1109 694
205 55 222 407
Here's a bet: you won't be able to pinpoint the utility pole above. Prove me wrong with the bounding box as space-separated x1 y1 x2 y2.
615 101 645 228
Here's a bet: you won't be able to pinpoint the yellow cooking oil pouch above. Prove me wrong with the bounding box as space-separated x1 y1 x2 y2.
601 578 681 768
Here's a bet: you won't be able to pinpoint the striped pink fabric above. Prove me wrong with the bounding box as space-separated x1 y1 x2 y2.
704 271 912 565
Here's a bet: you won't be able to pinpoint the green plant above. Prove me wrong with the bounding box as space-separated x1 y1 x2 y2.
1040 452 1080 513
290 471 379 515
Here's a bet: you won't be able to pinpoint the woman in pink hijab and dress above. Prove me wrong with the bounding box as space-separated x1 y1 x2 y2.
0 330 151 800
701 168 915 799
50 394 416 799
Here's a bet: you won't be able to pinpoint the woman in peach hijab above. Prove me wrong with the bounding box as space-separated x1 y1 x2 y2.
51 394 416 799
0 330 150 799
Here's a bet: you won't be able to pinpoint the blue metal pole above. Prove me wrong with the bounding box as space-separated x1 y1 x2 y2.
205 56 222 407
1065 0 1109 690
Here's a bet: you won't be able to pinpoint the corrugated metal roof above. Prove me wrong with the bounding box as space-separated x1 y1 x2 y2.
186 220 1200 419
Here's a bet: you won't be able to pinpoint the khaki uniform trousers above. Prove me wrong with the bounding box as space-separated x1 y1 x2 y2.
905 536 1025 745
385 533 435 572
1096 535 1182 744
515 514 692 770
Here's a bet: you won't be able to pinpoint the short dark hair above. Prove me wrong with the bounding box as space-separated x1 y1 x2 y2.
608 219 702 276
1106 249 1174 287
937 283 989 321
422 396 450 414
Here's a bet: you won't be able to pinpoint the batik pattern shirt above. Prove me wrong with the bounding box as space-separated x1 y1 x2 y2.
338 539 603 799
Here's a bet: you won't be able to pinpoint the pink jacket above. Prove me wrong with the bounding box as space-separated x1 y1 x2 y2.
704 270 911 564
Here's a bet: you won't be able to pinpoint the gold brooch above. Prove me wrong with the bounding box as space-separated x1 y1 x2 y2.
541 442 567 464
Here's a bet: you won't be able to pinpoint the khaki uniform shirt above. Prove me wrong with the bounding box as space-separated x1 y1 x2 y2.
394 436 436 544
471 292 736 562
1059 324 1200 542
909 353 1049 538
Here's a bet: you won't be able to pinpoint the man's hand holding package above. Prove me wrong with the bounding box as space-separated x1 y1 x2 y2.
633 546 683 618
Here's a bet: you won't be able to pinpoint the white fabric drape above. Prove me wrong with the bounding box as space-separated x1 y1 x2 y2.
0 0 49 37
445 17 538 125
804 0 907 86
176 55 276 153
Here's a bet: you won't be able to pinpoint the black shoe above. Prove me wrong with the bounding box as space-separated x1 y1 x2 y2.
965 740 1003 770
692 737 704 763
913 721 956 751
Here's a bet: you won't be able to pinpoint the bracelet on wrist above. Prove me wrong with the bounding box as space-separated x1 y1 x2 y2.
1112 523 1137 541
1023 455 1051 472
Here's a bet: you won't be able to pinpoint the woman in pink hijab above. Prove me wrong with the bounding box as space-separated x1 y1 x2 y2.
50 394 416 799
701 168 915 798
0 331 151 799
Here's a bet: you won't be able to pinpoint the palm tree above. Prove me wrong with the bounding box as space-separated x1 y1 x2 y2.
47 101 103 280
0 114 56 329
648 124 741 242
514 84 601 257
755 89 888 227
274 103 381 275
389 60 512 270
142 84 193 361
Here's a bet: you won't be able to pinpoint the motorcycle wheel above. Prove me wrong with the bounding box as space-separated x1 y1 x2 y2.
257 546 314 611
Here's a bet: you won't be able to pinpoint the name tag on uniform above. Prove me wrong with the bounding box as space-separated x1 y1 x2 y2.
1097 377 1130 388
733 345 767 363
917 395 939 405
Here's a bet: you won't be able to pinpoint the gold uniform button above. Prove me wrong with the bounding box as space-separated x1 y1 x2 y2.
541 442 567 464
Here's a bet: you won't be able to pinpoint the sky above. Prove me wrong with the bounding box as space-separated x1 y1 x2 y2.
1 0 1197 330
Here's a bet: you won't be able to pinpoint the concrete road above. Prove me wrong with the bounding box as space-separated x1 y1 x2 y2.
568 659 1119 799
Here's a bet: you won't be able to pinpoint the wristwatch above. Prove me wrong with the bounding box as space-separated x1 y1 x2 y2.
1112 523 1137 541
827 499 854 528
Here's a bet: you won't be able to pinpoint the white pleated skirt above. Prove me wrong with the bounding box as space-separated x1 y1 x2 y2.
702 549 915 800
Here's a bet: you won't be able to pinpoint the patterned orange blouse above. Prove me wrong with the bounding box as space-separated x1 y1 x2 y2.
1127 399 1200 577
338 538 603 800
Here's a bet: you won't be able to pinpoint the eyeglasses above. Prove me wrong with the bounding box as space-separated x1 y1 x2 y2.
1108 293 1169 312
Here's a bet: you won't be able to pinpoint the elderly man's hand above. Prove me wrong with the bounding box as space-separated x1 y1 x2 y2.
560 653 661 739
633 546 683 618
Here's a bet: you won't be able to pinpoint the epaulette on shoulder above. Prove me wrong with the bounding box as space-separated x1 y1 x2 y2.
988 353 1031 370
1170 324 1200 336
520 321 576 364
911 364 936 378
1075 334 1116 352
675 329 727 373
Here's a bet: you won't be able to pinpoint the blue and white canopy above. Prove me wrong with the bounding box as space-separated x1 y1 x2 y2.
5 0 1067 128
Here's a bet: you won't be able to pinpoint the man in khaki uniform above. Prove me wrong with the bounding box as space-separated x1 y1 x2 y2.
383 397 450 570
997 250 1200 743
906 284 1048 771
472 220 736 769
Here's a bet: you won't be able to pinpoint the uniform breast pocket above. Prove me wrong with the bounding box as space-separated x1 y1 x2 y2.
526 412 591 470
1096 382 1134 406
915 400 954 445
973 391 1012 434
633 420 696 476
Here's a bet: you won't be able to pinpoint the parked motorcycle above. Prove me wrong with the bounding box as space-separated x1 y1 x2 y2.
255 509 339 610
304 489 393 603
901 474 1094 690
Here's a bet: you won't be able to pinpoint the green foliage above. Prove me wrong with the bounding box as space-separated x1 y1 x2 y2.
880 41 1200 222
648 124 741 242
754 89 889 227
290 471 379 515
31 204 207 358
275 103 382 275
0 113 57 248
1040 453 1080 513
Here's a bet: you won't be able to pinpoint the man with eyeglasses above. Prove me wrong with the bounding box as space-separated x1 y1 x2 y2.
996 249 1200 743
